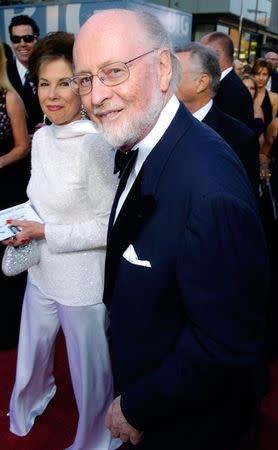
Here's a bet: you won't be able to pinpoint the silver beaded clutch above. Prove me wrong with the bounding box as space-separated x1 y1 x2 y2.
2 240 40 277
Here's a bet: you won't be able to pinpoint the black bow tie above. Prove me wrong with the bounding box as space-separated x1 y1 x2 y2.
113 148 139 178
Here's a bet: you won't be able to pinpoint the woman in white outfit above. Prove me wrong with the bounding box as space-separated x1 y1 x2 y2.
4 31 121 450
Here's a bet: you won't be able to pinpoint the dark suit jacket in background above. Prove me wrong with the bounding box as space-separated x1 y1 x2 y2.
203 103 260 199
270 71 278 94
6 58 43 134
104 103 269 449
214 69 255 131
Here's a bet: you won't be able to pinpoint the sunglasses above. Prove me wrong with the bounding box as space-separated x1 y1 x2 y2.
11 34 37 44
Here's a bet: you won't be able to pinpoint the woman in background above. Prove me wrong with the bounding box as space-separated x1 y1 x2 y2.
0 41 29 350
242 73 265 148
0 40 29 206
4 32 120 450
251 58 278 130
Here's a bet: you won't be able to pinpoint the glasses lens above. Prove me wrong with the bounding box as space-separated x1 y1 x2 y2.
11 34 35 44
99 63 129 86
11 36 21 44
70 75 92 95
24 35 36 43
70 63 129 95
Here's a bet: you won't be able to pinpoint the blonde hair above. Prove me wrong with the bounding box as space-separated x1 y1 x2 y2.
242 74 259 99
0 41 16 92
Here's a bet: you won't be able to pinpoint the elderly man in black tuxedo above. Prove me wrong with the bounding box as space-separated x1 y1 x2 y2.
201 31 255 131
73 10 269 450
7 14 43 135
176 42 260 199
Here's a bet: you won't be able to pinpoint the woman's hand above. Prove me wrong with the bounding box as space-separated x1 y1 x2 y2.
3 219 45 246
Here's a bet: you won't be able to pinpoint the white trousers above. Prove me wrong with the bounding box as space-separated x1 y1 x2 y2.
9 277 121 450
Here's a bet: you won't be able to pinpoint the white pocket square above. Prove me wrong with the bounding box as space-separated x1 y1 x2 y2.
123 244 151 268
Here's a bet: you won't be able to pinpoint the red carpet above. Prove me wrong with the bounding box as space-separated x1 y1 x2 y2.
0 331 277 450
0 331 78 450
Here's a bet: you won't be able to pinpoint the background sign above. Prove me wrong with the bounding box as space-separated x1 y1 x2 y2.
0 0 192 48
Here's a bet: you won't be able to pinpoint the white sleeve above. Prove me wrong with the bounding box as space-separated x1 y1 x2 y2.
45 138 117 253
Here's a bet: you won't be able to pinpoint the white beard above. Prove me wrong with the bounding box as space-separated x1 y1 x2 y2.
95 87 164 149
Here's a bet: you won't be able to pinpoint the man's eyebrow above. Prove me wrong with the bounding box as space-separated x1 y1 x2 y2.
74 58 127 75
74 70 93 75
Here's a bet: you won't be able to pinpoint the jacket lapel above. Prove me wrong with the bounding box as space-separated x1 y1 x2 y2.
104 172 156 304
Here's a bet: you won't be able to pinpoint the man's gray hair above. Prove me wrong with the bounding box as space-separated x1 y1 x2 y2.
177 42 221 97
135 11 182 91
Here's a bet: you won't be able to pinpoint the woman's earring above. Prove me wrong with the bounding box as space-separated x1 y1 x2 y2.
43 114 47 125
80 105 88 120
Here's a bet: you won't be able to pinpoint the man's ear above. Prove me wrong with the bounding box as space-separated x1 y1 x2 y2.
159 50 172 92
196 73 210 94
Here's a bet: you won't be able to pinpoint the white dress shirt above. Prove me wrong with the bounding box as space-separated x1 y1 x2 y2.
192 99 213 121
16 58 28 84
220 66 233 81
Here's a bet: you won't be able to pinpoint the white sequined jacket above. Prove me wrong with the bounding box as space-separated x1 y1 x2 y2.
27 120 117 306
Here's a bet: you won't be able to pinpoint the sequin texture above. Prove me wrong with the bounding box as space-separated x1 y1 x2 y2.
2 241 40 276
26 120 118 306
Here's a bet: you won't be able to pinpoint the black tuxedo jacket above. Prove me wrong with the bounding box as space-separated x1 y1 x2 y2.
7 58 43 134
214 69 255 131
203 103 260 198
104 103 269 449
270 71 278 93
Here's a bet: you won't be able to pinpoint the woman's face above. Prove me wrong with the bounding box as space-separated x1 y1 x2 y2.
254 67 270 89
242 78 256 99
38 58 81 125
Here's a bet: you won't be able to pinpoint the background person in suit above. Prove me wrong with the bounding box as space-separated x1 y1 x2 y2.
7 14 44 135
176 42 260 198
200 31 255 131
265 51 278 93
73 9 269 450
233 58 244 77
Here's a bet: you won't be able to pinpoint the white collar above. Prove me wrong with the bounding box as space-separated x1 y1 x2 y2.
51 119 99 138
220 66 233 81
132 95 180 176
16 58 28 84
192 100 213 121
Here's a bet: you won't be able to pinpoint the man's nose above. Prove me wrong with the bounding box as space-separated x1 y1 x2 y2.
90 75 113 106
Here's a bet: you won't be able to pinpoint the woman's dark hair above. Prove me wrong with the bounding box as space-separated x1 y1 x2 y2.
9 14 40 38
28 31 75 84
251 58 272 76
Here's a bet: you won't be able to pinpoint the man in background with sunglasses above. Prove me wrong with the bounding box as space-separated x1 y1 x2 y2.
7 14 44 135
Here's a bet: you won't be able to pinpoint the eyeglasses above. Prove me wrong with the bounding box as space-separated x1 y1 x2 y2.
69 49 157 96
11 34 37 44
